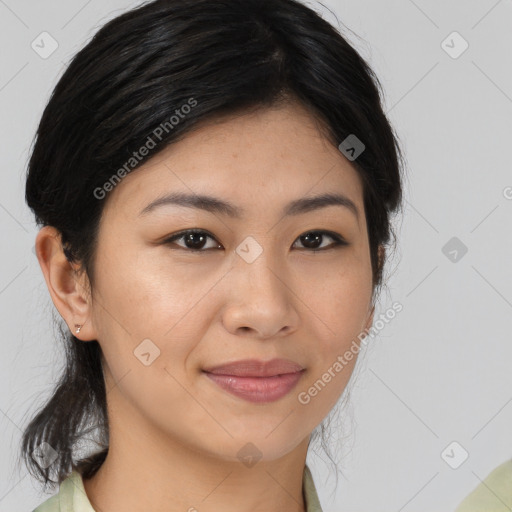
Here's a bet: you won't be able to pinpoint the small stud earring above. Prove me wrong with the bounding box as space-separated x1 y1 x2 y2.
74 324 82 334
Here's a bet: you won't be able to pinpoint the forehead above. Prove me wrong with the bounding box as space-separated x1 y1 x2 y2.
101 103 365 223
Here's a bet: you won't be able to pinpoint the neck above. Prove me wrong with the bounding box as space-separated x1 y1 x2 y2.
82 409 309 512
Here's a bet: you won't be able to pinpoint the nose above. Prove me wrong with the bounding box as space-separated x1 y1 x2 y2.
221 248 300 339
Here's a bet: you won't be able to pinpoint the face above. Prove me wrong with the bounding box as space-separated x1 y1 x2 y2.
74 102 375 463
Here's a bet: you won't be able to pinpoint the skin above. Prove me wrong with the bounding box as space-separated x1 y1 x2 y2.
36 101 379 512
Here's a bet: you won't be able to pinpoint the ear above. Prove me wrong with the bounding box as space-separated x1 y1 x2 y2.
362 304 375 335
361 244 385 336
35 226 96 341
376 244 386 282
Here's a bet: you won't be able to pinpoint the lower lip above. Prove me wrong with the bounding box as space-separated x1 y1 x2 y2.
204 370 305 403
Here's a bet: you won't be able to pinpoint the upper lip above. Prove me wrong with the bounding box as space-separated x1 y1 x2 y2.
203 358 305 377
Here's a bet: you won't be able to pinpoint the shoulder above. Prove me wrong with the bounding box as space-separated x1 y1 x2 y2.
456 459 512 512
33 492 60 512
303 464 323 512
32 470 93 512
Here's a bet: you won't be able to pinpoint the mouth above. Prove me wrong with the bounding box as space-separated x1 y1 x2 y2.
202 358 305 403
202 358 305 377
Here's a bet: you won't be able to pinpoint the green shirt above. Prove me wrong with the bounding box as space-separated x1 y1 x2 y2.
456 459 512 512
33 464 323 512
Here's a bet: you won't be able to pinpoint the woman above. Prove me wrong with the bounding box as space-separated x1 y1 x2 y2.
21 0 405 510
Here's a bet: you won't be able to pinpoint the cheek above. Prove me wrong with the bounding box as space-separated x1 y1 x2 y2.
94 244 214 335
90 249 216 394
301 261 372 340
297 260 372 407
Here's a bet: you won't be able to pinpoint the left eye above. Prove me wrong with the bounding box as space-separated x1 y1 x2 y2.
162 229 347 252
293 231 348 251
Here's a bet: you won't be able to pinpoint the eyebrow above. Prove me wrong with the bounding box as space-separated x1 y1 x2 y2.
138 191 359 221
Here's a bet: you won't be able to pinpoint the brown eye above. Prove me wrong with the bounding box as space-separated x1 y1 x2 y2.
163 230 221 251
162 229 347 253
293 231 347 251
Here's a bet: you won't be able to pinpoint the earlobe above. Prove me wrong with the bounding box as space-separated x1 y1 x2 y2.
361 245 385 336
35 226 94 341
378 244 385 264
363 304 375 335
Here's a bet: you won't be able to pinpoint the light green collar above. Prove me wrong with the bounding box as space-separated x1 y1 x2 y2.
34 463 323 511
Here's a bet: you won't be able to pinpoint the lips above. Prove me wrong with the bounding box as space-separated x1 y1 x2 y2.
202 358 304 377
202 358 306 403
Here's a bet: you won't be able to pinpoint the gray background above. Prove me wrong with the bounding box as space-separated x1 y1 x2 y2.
1 0 511 510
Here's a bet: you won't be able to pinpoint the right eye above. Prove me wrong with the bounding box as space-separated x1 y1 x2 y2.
162 229 223 252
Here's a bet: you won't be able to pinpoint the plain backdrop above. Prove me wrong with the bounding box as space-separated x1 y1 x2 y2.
0 0 511 511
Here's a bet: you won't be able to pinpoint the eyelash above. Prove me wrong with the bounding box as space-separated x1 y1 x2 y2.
162 229 348 253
